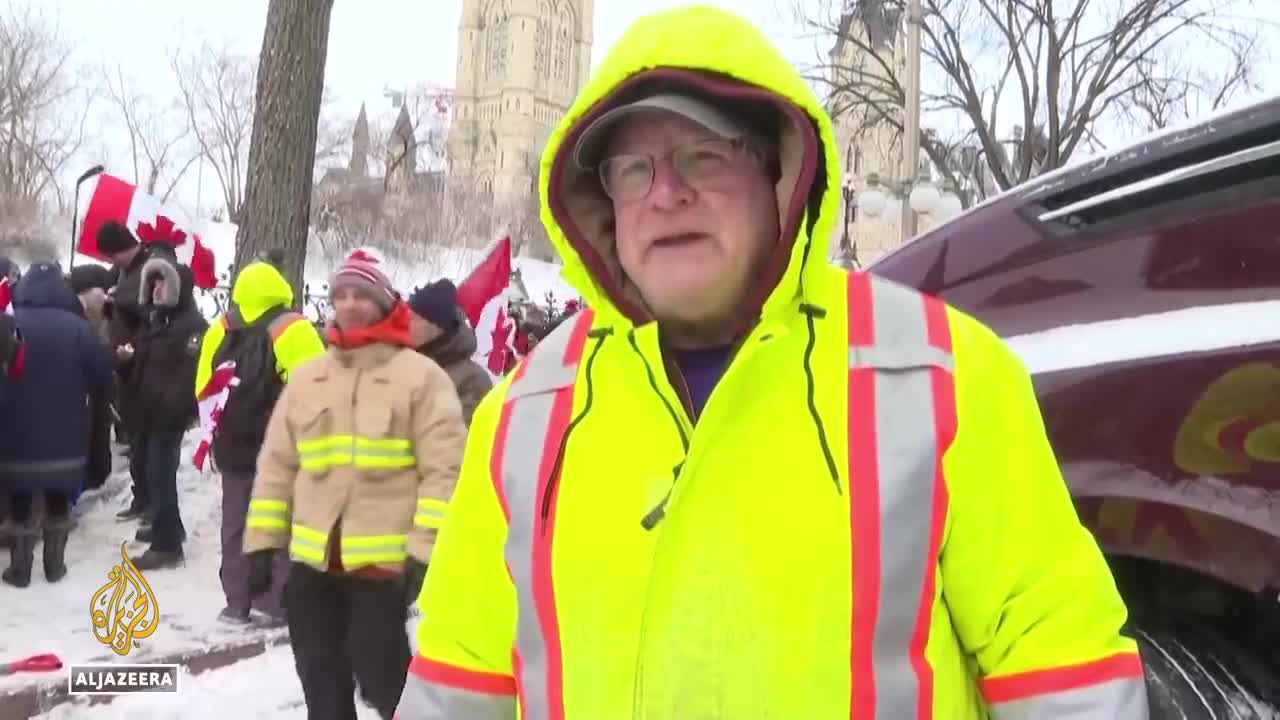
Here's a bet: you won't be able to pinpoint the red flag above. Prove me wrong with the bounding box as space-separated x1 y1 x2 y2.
77 173 219 289
456 237 512 326
0 277 12 317
458 237 516 379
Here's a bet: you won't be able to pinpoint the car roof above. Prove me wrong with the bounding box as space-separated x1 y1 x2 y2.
1017 94 1280 207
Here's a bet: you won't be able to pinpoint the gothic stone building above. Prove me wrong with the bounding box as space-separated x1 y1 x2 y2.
447 0 593 207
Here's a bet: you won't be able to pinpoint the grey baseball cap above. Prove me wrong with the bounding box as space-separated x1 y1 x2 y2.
573 92 759 168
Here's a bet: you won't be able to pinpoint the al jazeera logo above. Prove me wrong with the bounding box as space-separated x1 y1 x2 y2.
68 544 179 695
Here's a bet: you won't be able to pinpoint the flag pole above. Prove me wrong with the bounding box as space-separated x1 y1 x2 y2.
69 166 105 269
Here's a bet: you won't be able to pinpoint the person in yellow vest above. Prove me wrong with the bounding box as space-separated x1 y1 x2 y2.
194 253 325 627
397 6 1148 720
245 248 467 720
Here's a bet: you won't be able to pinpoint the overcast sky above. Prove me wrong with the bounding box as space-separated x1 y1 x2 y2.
47 0 817 217
41 0 1280 219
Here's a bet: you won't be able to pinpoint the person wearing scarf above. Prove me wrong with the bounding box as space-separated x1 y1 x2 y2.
242 248 467 720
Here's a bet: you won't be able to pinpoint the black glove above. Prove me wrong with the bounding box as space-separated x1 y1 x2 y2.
403 559 427 608
247 550 275 596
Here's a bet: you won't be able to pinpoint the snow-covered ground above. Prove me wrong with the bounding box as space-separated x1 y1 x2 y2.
35 644 383 719
0 434 280 694
2 432 422 717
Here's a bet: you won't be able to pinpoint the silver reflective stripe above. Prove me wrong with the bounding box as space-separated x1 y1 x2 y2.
988 676 1149 720
850 275 953 720
394 312 590 720
397 668 516 720
497 313 589 720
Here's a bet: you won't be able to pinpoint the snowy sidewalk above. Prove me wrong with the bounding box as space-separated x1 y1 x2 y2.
35 643 386 719
0 433 288 714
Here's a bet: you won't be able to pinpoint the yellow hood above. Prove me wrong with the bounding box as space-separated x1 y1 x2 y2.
540 5 840 329
231 261 294 322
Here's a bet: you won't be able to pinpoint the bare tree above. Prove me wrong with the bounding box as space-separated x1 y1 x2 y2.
367 82 452 181
171 42 255 223
100 64 198 202
0 3 94 213
1120 32 1260 132
235 0 335 293
801 0 1263 203
313 84 353 175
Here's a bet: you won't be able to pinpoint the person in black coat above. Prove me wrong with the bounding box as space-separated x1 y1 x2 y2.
68 264 117 492
98 221 180 521
0 262 112 587
118 254 207 570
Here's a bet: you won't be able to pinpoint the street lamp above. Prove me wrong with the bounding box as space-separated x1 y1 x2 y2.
858 173 888 219
838 172 861 269
933 185 964 220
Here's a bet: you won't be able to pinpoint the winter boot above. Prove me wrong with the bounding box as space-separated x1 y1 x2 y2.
116 497 149 521
2 526 36 588
42 521 70 583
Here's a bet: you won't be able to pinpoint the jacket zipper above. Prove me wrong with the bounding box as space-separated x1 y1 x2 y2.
632 323 769 712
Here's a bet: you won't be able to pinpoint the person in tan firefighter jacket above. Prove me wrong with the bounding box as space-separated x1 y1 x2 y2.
243 248 467 720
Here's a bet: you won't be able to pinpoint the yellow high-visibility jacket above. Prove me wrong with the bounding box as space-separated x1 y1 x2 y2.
194 261 324 395
399 6 1147 720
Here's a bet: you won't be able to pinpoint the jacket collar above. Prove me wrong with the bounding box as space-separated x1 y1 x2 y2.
329 343 401 372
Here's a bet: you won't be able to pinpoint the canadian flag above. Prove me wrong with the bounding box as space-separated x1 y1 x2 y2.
0 277 13 316
0 276 24 380
77 172 219 289
192 360 240 471
457 237 517 380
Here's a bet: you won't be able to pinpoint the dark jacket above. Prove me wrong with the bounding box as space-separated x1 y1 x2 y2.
109 241 178 348
0 262 112 499
418 309 493 425
120 256 208 433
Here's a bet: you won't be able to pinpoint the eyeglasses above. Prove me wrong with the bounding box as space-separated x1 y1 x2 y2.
598 137 765 203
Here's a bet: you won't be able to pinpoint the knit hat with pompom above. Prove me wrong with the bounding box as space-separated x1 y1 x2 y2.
329 247 396 312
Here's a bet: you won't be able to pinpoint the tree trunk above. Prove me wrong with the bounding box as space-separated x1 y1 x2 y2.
234 0 334 300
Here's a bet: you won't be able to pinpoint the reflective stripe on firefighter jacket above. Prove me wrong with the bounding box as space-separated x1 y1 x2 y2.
398 6 1146 719
243 342 467 570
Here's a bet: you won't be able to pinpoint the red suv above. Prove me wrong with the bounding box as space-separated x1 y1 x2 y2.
872 98 1280 715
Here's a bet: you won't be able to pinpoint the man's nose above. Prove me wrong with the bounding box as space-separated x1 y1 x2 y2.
646 158 694 209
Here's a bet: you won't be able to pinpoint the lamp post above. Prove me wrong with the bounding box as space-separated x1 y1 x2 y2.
838 172 860 269
900 0 924 244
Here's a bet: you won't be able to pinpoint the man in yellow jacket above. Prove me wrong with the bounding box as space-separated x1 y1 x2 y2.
194 255 324 626
399 7 1149 720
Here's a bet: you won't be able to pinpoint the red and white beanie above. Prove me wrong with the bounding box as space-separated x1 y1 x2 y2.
330 247 396 312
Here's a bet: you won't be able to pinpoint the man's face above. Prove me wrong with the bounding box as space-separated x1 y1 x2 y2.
606 113 778 336
408 312 443 346
332 286 384 330
108 246 140 269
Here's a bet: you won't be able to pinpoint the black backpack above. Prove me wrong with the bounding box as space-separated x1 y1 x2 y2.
210 306 299 471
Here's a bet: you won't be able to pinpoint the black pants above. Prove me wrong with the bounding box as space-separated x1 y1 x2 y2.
8 492 69 525
127 434 150 510
86 393 112 490
138 431 185 551
285 562 410 720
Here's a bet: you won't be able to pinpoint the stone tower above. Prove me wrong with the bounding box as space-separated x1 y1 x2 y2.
386 103 418 191
449 0 593 204
828 0 913 264
349 103 370 177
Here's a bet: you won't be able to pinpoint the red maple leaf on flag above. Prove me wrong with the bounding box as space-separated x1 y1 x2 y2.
486 310 513 376
135 215 187 246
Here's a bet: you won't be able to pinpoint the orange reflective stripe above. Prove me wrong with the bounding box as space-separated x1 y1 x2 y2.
267 311 305 342
847 272 956 720
489 308 594 720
